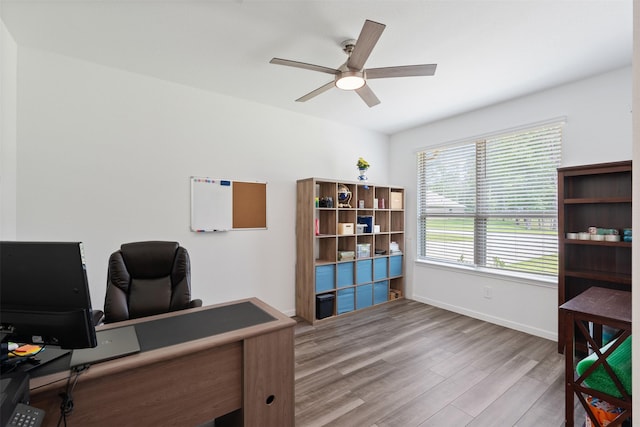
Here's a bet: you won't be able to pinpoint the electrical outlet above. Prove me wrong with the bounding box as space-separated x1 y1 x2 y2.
483 286 492 299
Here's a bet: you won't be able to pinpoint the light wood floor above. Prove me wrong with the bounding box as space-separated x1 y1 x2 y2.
294 299 585 427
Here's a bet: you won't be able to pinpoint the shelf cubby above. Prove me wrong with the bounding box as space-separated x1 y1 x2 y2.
391 211 404 232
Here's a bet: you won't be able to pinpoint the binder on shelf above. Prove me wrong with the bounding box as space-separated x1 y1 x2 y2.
357 216 374 233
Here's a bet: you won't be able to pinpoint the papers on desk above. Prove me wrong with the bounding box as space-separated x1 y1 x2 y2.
8 344 42 357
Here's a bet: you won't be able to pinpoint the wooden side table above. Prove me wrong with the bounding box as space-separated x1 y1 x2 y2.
560 286 632 427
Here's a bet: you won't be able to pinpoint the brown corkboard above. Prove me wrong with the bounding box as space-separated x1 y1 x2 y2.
232 181 267 229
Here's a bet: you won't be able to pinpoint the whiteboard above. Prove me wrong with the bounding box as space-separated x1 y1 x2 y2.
190 177 232 232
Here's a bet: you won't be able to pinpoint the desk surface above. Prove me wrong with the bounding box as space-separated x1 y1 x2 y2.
30 297 292 386
29 300 277 378
29 298 296 427
559 286 631 324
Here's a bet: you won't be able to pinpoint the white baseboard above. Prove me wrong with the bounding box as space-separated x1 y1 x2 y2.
412 295 558 342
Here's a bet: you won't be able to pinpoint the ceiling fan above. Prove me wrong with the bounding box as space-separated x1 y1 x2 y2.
270 19 437 107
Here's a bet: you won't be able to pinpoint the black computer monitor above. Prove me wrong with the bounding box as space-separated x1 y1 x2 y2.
0 241 98 353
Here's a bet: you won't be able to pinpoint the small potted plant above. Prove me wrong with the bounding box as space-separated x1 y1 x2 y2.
356 157 370 182
356 157 370 171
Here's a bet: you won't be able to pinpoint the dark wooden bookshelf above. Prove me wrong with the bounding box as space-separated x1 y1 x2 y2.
557 160 632 353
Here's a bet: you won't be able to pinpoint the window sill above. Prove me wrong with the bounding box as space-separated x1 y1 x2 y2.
415 259 557 289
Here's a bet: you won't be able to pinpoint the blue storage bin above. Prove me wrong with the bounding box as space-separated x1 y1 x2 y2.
374 281 388 304
315 265 335 293
356 259 372 284
389 255 403 277
336 262 354 288
337 288 355 314
373 257 388 281
356 284 373 309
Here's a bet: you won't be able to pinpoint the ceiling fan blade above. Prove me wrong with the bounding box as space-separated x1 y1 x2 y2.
347 20 386 71
355 84 381 108
366 64 437 79
296 81 335 102
270 58 339 75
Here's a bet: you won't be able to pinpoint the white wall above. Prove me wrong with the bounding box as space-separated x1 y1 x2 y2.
11 47 389 316
0 17 17 239
390 67 632 340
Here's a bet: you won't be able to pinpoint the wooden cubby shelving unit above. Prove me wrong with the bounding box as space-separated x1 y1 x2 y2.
296 178 405 324
557 160 632 353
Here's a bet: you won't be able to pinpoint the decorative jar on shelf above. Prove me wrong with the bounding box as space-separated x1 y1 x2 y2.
358 167 368 182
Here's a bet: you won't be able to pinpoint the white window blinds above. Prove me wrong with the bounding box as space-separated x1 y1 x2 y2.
417 122 562 277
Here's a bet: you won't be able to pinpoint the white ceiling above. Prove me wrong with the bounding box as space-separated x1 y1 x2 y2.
0 0 632 135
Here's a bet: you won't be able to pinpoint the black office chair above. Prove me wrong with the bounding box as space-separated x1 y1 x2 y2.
99 241 202 324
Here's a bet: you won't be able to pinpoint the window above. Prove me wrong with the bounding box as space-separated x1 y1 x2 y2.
417 122 562 278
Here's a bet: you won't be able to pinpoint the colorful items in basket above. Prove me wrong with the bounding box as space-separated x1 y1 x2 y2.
584 396 625 427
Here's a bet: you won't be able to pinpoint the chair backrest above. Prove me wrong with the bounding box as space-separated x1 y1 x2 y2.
103 241 194 323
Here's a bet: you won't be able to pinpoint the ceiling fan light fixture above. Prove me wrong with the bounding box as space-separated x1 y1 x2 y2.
270 19 436 107
335 71 365 90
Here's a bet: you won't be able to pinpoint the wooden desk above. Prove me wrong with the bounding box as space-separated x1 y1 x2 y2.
28 298 295 427
560 287 632 427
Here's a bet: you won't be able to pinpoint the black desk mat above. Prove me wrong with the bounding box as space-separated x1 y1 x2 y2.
135 301 275 352
27 301 275 378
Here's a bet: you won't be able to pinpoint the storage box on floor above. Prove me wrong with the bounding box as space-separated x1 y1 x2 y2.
316 294 334 319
